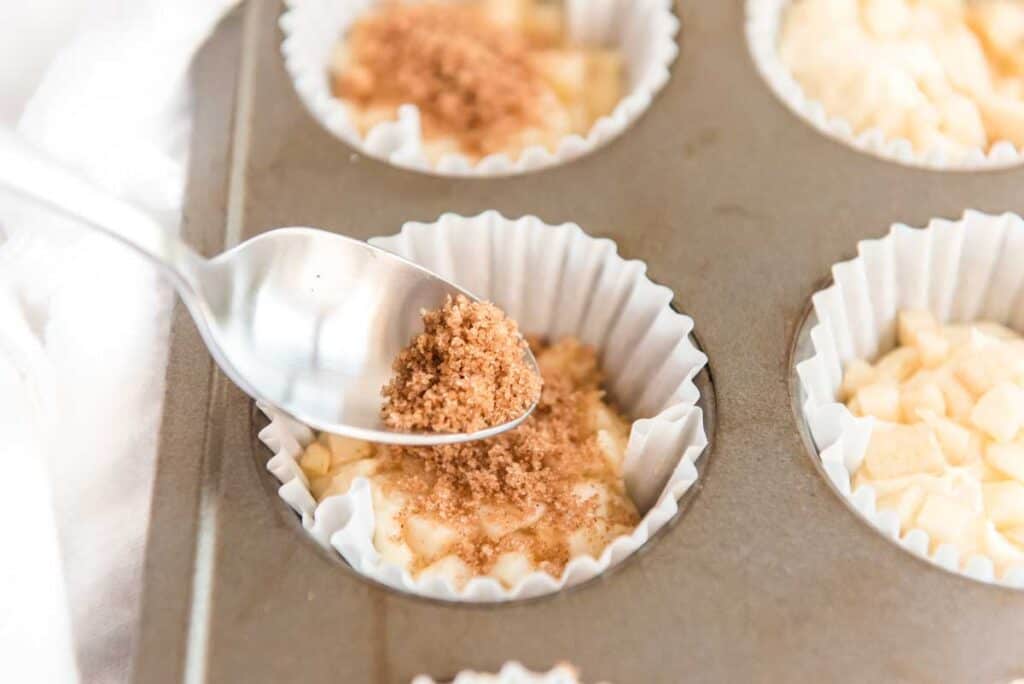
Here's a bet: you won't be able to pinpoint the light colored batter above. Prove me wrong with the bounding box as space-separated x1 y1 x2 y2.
780 0 1024 158
331 0 624 162
843 311 1024 575
298 338 639 589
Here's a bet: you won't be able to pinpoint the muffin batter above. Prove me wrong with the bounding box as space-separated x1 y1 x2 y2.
330 0 624 162
299 337 640 588
780 0 1024 158
843 311 1024 575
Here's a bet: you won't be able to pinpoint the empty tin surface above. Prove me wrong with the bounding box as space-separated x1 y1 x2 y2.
133 2 1024 682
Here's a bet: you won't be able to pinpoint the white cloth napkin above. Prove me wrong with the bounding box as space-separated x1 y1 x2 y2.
0 1 236 681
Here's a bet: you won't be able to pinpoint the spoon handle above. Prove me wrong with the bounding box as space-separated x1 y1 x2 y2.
0 127 203 291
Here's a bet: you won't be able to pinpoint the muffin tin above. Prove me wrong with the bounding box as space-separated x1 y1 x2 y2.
132 1 1024 682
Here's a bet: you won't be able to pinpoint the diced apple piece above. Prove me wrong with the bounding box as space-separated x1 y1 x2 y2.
864 423 945 479
404 515 458 560
858 473 925 497
481 0 528 29
982 481 1024 527
987 439 1024 483
954 342 1024 396
900 381 945 422
941 469 984 512
937 372 975 423
531 50 586 103
973 321 1019 340
877 483 926 529
856 383 901 421
321 459 379 499
1004 526 1024 548
898 310 939 347
1009 340 1024 384
345 104 399 137
418 555 472 588
970 1 1024 73
419 136 464 163
489 551 535 588
324 433 374 465
566 101 590 133
970 382 1024 442
917 329 951 367
308 474 334 500
964 454 1006 482
479 503 546 541
916 409 971 464
848 396 864 417
590 401 630 471
915 492 980 547
943 324 972 349
874 346 921 383
966 430 986 465
985 527 1024 573
852 469 873 492
584 49 623 121
968 327 1004 350
976 91 1024 149
299 442 331 477
596 429 629 473
525 4 564 47
840 359 876 401
568 524 608 558
572 481 611 518
862 0 912 37
372 487 413 568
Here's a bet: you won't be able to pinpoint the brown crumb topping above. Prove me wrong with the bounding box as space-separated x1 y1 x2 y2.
381 294 541 434
379 337 639 577
332 2 546 157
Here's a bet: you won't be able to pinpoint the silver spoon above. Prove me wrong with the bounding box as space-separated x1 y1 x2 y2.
0 129 539 446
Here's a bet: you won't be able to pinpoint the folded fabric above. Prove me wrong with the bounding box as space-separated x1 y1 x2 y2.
0 1 236 681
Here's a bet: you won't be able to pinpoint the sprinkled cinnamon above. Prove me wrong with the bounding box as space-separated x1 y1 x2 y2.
332 2 546 157
381 295 541 434
379 337 639 577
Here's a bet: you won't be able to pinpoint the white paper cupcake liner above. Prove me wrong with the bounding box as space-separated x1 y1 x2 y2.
745 0 1024 171
412 662 591 684
796 210 1024 589
257 210 708 601
280 0 679 177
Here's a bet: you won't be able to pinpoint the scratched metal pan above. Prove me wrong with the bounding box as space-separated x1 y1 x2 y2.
132 1 1024 682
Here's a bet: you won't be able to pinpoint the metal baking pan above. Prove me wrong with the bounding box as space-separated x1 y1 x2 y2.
132 1 1024 681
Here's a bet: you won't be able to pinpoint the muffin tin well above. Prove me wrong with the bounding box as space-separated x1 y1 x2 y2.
745 0 1024 171
135 1 1024 682
791 214 1024 589
257 212 710 602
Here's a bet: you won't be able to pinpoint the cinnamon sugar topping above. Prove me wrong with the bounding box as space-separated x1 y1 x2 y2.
379 338 639 578
333 2 546 157
303 335 638 586
381 295 541 433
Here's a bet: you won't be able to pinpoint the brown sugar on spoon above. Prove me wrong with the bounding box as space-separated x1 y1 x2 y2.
381 294 542 433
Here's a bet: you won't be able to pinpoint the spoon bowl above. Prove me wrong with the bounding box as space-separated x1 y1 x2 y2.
0 129 539 445
195 227 540 444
